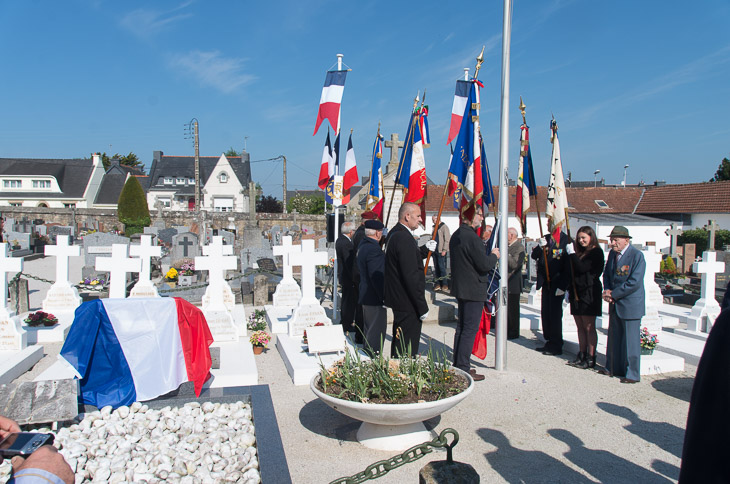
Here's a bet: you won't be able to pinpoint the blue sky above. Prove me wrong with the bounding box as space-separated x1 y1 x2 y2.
1 1 729 197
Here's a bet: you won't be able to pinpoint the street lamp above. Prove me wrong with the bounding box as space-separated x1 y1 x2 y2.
623 164 629 187
593 169 600 187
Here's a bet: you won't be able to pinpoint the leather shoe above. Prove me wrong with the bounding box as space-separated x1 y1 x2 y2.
535 345 548 352
469 369 485 382
597 367 613 376
542 349 563 356
620 378 639 384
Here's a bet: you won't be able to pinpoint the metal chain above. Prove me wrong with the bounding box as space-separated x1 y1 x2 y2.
329 428 459 484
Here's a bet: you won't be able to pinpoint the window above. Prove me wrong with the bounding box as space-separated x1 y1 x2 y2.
218 172 228 183
594 200 609 208
3 180 21 188
188 178 195 185
32 180 51 188
213 197 233 212
64 203 76 208
158 197 171 208
163 177 173 185
9 202 21 207
176 177 185 185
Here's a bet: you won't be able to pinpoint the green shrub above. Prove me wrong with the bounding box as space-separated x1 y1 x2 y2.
678 228 730 254
117 176 151 234
660 255 677 275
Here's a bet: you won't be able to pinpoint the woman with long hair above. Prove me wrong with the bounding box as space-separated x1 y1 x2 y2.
566 226 605 369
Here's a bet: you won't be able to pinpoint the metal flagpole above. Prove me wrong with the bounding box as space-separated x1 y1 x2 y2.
332 53 345 325
495 0 513 372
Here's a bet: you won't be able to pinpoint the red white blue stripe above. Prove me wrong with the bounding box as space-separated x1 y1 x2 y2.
447 80 470 145
313 70 347 136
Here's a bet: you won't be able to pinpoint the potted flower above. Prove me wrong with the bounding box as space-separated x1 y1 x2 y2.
164 268 178 288
177 260 196 286
24 311 58 327
640 327 658 355
250 330 271 355
11 239 21 251
311 345 474 451
247 309 267 332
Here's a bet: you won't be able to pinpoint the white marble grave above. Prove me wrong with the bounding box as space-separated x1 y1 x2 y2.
196 236 239 342
129 235 162 298
681 250 725 333
95 244 142 299
287 239 332 336
641 247 666 335
0 243 43 384
271 236 302 309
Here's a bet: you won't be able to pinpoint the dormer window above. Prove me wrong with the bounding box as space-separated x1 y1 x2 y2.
176 177 185 184
219 172 229 183
3 180 22 188
188 178 195 185
163 177 173 185
595 200 609 208
32 180 51 188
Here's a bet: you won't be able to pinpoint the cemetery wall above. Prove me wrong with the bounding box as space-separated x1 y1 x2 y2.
0 207 121 231
686 213 730 231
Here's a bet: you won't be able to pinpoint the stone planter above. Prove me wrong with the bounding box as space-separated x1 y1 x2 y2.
640 347 654 356
253 346 264 355
310 367 474 451
178 274 197 287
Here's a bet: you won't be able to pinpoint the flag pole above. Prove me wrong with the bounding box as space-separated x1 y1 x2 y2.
366 123 381 211
520 98 551 284
384 94 419 227
495 0 513 372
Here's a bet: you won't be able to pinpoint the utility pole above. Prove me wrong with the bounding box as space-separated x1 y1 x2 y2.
282 155 288 214
185 118 201 211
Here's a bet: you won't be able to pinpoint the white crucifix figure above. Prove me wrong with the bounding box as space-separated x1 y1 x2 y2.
693 251 725 307
289 239 328 305
273 235 301 283
95 244 142 299
196 236 237 311
0 243 23 314
130 235 162 283
45 235 80 286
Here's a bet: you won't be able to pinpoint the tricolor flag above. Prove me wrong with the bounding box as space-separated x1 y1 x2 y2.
516 124 538 236
313 70 347 136
480 133 495 209
367 132 385 220
397 106 427 215
318 129 335 189
546 119 569 244
447 80 470 145
60 298 213 409
324 133 341 204
418 105 430 147
342 132 358 203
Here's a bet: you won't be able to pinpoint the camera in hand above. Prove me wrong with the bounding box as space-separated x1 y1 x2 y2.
0 432 55 458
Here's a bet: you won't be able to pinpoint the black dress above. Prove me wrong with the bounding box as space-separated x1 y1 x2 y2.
568 246 605 316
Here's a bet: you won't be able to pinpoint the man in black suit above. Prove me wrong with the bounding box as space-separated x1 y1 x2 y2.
507 227 525 339
351 210 378 342
450 206 500 381
531 228 570 355
336 221 357 334
357 219 386 356
384 202 436 357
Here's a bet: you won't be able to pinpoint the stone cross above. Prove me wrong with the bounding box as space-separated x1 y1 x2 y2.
95 244 142 299
694 251 725 303
665 223 682 258
18 218 31 233
384 133 404 175
44 235 80 285
704 220 720 251
154 199 164 218
0 243 23 312
288 239 328 304
273 236 301 283
178 235 194 257
129 235 162 283
196 236 237 310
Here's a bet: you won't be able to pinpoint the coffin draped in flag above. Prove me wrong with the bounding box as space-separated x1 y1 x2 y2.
447 80 470 145
367 132 385 220
545 119 569 244
318 129 335 189
516 124 537 236
313 70 347 136
396 108 427 208
61 298 213 409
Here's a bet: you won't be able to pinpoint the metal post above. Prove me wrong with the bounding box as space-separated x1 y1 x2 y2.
623 164 629 187
495 0 513 372
283 156 288 213
194 120 200 211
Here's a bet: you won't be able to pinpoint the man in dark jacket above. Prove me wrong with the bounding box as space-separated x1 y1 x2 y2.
384 202 436 357
507 227 525 340
450 206 500 381
531 229 570 355
431 214 451 292
350 210 378 342
336 222 357 334
357 219 386 355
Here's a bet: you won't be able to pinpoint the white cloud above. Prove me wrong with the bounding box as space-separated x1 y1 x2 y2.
119 1 193 39
167 50 256 94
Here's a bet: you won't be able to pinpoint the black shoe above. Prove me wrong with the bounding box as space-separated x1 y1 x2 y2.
567 352 585 366
620 378 639 384
597 367 613 376
542 348 563 356
535 345 548 352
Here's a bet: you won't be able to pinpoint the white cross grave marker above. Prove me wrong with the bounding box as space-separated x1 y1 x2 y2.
273 236 301 283
665 223 682 259
95 244 142 299
196 236 237 311
0 243 23 314
0 243 27 350
42 235 82 313
642 247 666 334
45 235 79 285
289 239 327 305
683 250 725 332
130 235 162 284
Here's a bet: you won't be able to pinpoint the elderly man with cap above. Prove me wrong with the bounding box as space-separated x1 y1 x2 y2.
336 222 358 335
357 219 387 355
600 226 646 383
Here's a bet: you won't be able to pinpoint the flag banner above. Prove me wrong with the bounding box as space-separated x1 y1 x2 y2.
480 133 495 211
397 111 427 206
419 105 430 147
313 70 347 136
343 133 358 194
325 133 341 204
367 133 385 220
318 129 334 189
447 80 470 145
448 80 485 220
546 120 569 244
516 124 537 235
60 298 213 409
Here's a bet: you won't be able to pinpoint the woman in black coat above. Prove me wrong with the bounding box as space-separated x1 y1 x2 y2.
566 226 605 369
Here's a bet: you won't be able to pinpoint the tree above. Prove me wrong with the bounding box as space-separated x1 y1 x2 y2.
710 157 730 182
92 151 144 173
287 194 325 214
117 176 151 235
677 228 730 254
256 195 283 213
225 147 241 157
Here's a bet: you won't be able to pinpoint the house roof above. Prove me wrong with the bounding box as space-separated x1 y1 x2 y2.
147 152 251 192
94 172 127 205
635 181 730 213
0 158 94 198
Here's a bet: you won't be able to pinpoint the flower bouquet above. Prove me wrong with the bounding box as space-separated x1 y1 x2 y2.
640 327 658 354
79 277 106 291
247 309 267 332
24 311 58 327
179 260 195 276
165 268 179 282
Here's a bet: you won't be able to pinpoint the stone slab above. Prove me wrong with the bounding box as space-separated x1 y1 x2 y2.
0 379 78 425
264 305 292 334
0 346 44 385
305 324 346 354
205 342 258 388
288 303 332 337
232 303 248 338
202 309 238 342
24 320 72 345
272 281 302 308
34 356 81 383
276 334 351 386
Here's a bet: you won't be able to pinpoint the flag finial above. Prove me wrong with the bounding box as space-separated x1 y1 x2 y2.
474 46 485 79
519 96 527 125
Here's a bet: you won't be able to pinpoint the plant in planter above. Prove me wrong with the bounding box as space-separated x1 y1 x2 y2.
24 311 58 327
11 239 20 250
640 327 658 355
164 268 179 287
311 344 474 451
249 330 271 354
176 260 196 286
78 277 106 291
247 309 267 332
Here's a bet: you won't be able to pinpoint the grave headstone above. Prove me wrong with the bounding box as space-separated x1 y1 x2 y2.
153 219 166 230
271 236 302 309
254 275 269 306
682 243 696 274
641 247 665 335
196 236 238 341
287 239 332 337
6 232 30 251
705 220 720 251
129 235 162 298
172 232 200 262
95 244 142 299
0 244 26 350
665 223 682 259
8 279 29 315
83 232 130 268
157 228 178 245
42 235 82 313
47 225 73 243
681 250 725 333
219 230 235 247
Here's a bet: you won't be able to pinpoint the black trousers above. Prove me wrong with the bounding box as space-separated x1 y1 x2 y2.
541 289 564 350
391 310 422 358
507 293 521 339
340 282 357 332
453 299 483 371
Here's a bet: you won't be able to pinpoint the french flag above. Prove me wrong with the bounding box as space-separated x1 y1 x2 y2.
397 110 427 208
61 298 213 409
367 133 385 220
447 80 470 145
342 133 358 203
313 70 347 136
318 129 334 189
